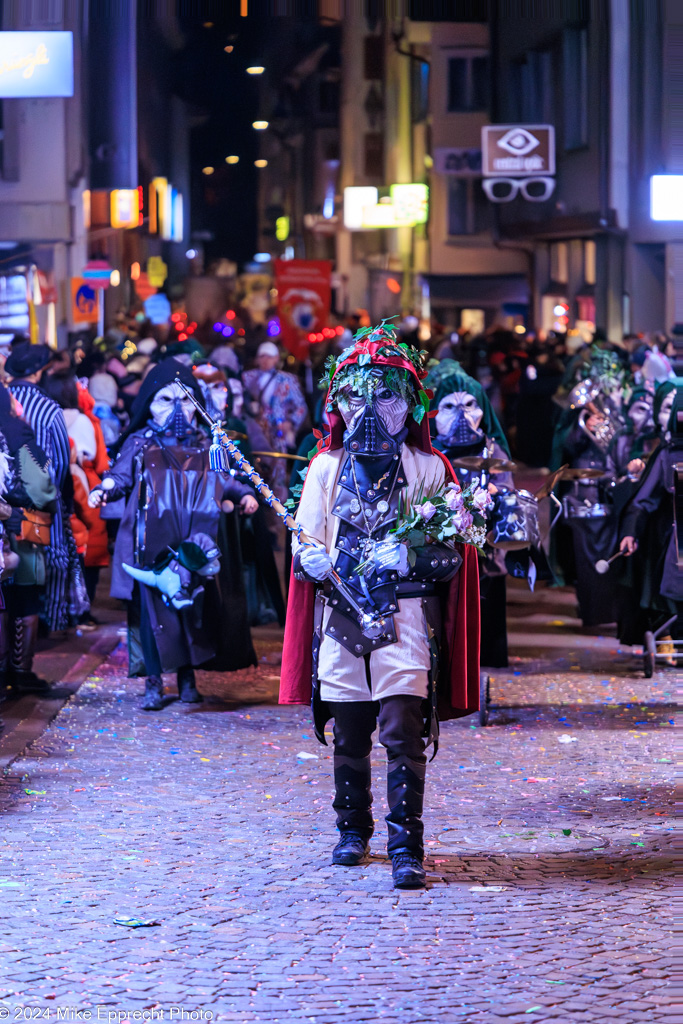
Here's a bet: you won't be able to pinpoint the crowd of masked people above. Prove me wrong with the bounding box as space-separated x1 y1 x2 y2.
0 321 311 705
0 314 679 714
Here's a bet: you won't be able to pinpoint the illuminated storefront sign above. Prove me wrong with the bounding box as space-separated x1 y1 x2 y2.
0 31 73 97
110 189 140 229
149 177 184 241
343 184 429 230
651 175 683 221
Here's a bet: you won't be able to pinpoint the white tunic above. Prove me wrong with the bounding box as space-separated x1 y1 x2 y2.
293 445 447 702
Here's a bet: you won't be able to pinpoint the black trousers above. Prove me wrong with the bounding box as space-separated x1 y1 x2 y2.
329 695 427 857
330 695 427 764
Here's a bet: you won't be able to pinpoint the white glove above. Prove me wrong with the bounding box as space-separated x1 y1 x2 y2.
299 544 334 581
372 538 409 577
88 488 105 508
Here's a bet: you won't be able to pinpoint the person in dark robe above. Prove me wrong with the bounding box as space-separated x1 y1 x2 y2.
89 361 258 711
616 380 683 647
193 362 285 626
426 360 514 668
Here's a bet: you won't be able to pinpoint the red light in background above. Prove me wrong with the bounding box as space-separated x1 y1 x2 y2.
178 333 188 341
238 328 245 336
226 310 236 320
386 278 401 294
335 326 344 335
308 333 316 342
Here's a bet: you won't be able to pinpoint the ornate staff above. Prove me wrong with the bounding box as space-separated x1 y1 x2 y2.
175 377 389 639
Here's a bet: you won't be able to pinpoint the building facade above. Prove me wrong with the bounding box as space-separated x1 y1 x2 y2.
0 1 191 346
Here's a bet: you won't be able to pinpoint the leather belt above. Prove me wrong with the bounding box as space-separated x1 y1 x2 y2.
395 583 438 598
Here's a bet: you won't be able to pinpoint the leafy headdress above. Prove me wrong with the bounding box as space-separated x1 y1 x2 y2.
320 319 431 427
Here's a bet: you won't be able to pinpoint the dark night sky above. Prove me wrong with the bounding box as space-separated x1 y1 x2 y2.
172 11 266 266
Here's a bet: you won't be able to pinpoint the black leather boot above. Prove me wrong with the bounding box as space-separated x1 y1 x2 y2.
332 755 373 865
386 756 427 888
11 615 51 695
141 676 164 711
177 666 203 703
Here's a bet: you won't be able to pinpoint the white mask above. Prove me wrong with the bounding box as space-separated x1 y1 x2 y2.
658 391 674 434
228 378 244 418
149 383 196 430
435 391 484 439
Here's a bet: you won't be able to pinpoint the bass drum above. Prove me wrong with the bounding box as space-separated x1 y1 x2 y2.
487 490 540 550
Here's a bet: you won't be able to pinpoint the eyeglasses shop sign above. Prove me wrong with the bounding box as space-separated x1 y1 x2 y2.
481 125 555 177
0 32 73 97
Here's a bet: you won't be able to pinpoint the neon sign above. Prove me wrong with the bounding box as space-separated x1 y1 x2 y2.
0 32 73 97
343 184 429 230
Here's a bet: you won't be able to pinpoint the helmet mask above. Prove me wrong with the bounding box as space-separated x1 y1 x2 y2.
338 370 410 457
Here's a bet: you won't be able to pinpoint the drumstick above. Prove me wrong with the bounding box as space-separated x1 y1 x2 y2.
594 551 625 574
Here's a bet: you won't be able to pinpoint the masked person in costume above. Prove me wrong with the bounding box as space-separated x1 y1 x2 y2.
611 387 657 479
615 379 681 647
89 361 258 711
426 360 518 668
618 380 683 652
280 326 481 890
193 362 285 626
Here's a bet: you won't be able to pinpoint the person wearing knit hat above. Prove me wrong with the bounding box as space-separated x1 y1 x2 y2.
281 322 481 889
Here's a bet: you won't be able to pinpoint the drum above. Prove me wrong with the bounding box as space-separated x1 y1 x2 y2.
562 498 611 520
487 490 540 550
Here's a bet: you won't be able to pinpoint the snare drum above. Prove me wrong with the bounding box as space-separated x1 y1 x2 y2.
487 490 540 550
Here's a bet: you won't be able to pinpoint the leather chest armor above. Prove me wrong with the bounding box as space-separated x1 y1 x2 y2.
325 453 406 657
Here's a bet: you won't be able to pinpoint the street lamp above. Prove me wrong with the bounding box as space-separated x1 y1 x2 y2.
254 159 268 168
246 66 265 75
225 155 239 164
252 120 269 130
202 166 214 175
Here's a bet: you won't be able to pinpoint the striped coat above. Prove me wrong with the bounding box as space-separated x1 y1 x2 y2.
7 381 88 629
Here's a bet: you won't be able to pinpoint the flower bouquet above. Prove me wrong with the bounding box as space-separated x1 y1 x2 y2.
354 480 493 577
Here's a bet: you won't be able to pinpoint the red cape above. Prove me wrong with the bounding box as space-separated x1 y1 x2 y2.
279 336 481 716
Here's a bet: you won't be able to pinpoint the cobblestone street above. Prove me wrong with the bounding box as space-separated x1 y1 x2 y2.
0 584 673 1023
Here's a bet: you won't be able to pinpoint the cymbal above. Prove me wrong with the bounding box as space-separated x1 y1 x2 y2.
559 467 607 480
534 464 568 499
451 456 517 473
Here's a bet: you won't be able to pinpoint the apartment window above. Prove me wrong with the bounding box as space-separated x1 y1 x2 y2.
584 240 596 285
448 179 491 236
364 133 384 178
516 49 554 123
319 79 340 115
550 242 569 284
563 27 588 149
447 54 489 112
364 36 384 80
411 60 430 123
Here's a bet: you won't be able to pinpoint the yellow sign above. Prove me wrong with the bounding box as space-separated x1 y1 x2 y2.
149 177 183 241
71 278 99 325
147 256 168 288
110 189 140 229
276 216 290 242
343 184 429 230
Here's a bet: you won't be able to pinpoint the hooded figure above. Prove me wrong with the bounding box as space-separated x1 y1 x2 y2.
617 379 683 647
426 360 517 668
89 360 258 710
280 325 480 890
